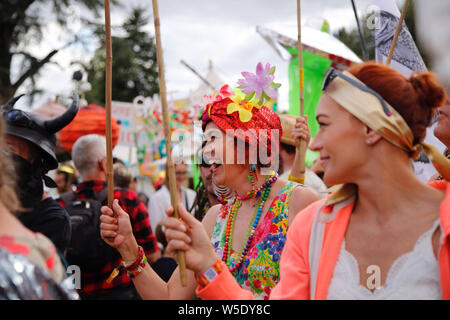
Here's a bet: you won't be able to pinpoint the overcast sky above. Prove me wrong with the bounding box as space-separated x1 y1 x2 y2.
13 0 404 111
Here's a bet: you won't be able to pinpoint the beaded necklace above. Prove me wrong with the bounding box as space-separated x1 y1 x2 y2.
236 173 278 201
216 172 279 205
222 174 277 273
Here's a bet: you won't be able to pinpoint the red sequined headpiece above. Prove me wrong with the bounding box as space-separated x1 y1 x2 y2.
201 89 282 156
200 63 282 156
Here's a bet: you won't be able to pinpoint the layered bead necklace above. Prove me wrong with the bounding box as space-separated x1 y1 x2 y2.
222 173 278 273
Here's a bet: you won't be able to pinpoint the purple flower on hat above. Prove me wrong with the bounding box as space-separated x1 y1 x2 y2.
237 62 279 101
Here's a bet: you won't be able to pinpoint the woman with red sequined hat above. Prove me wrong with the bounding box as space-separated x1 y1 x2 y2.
99 63 319 300
162 62 450 300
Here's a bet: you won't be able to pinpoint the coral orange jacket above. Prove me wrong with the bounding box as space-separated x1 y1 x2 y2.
197 180 450 300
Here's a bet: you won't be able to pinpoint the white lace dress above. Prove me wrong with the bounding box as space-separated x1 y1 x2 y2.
327 219 442 300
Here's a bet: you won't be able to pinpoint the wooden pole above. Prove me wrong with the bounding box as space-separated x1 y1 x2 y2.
290 0 307 183
386 0 410 65
351 0 369 61
104 0 114 208
151 0 187 286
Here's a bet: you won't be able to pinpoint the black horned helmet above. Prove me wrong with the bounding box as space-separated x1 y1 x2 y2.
1 94 79 172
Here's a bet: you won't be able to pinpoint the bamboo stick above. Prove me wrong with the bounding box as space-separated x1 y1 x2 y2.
151 0 187 286
290 0 307 183
104 0 114 208
386 0 410 65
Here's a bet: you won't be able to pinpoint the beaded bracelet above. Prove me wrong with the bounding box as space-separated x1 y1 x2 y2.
195 259 224 288
288 173 305 184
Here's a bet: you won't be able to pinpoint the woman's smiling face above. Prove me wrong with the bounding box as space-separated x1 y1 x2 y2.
309 95 370 186
202 121 229 186
202 121 249 187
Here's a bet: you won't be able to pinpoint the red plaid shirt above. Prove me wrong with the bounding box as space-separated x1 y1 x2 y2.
58 180 159 296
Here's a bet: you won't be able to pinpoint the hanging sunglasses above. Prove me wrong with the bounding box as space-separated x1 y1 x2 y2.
322 68 393 117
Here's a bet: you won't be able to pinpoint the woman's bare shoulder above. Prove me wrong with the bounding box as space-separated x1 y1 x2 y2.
201 204 222 237
288 185 321 224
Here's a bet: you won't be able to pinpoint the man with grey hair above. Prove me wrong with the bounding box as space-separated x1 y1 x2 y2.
58 134 160 300
71 134 107 180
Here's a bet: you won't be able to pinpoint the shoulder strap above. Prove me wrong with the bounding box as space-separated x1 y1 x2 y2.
61 188 109 207
93 187 109 204
59 192 77 206
271 181 297 208
184 190 189 211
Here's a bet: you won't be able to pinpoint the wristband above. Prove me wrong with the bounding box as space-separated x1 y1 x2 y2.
195 259 224 288
126 255 147 278
121 246 144 270
288 173 305 184
106 245 146 283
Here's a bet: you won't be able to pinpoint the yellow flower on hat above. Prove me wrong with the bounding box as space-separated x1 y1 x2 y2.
226 91 261 123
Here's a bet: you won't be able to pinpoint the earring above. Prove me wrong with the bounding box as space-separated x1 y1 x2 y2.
247 164 258 193
212 175 233 205
247 164 257 182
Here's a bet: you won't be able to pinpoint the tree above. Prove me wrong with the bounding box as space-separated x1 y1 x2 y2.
333 15 376 61
0 0 111 105
83 7 159 105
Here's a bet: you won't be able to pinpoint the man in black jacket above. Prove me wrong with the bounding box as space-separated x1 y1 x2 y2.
1 94 79 255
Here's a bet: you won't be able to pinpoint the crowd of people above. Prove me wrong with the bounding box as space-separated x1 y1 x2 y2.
102 61 449 300
0 57 449 299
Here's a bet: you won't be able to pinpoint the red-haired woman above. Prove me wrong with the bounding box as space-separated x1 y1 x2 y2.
162 62 450 300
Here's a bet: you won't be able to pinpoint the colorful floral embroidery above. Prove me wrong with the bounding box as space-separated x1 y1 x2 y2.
211 182 297 300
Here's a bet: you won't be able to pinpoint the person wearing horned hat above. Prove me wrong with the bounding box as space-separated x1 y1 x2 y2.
2 94 79 255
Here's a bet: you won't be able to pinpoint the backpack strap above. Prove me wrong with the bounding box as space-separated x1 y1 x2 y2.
59 191 78 206
59 187 109 207
92 187 109 205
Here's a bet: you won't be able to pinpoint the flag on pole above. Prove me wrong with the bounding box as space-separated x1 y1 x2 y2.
373 0 446 181
373 0 426 75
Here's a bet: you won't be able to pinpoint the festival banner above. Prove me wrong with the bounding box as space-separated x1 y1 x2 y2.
373 0 426 75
